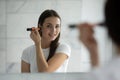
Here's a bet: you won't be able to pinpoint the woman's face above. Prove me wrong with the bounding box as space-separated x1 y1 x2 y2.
41 17 61 41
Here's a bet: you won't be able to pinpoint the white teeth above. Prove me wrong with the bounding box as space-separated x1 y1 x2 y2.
51 35 54 37
50 34 56 37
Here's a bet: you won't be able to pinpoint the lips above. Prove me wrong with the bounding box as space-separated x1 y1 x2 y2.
49 34 56 37
49 33 58 40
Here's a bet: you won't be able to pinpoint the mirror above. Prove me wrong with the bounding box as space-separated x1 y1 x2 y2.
0 0 113 73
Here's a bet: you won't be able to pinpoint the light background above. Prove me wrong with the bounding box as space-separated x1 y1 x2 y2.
0 0 114 73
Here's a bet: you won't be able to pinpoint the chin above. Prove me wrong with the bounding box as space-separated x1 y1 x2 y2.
51 39 55 41
50 38 56 41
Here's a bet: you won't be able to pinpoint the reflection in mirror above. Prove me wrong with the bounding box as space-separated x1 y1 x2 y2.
21 9 72 73
0 0 82 73
0 0 113 74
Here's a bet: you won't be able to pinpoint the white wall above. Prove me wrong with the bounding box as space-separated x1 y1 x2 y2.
0 0 6 73
0 0 113 73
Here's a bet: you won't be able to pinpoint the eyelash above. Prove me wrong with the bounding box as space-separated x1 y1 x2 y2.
47 25 60 28
56 25 60 28
47 25 51 28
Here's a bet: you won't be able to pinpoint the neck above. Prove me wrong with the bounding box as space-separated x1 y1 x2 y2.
41 38 51 49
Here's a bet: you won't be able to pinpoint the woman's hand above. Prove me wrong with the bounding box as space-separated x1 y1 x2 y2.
77 23 97 52
30 27 41 45
77 23 99 67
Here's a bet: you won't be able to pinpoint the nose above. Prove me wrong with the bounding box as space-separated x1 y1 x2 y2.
51 27 56 34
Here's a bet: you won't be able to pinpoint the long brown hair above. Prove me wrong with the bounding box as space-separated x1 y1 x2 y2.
105 0 120 47
37 9 61 61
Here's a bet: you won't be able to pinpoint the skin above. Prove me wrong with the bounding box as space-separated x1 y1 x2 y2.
77 23 99 67
21 17 68 72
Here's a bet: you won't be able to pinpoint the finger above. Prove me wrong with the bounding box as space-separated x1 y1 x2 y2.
30 31 34 39
80 25 94 35
31 31 36 39
35 28 40 36
32 27 35 31
77 23 90 33
80 31 94 41
80 28 94 37
30 31 34 36
77 23 96 30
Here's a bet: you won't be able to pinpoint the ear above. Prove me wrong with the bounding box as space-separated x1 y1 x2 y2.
38 24 42 31
38 24 42 37
38 24 41 27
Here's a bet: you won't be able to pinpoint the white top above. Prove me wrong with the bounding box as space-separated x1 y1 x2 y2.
21 42 71 73
90 56 120 80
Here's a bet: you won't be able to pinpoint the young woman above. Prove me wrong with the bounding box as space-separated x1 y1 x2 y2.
21 9 71 73
78 0 120 79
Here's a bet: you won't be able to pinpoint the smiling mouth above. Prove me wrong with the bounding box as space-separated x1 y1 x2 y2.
49 34 56 37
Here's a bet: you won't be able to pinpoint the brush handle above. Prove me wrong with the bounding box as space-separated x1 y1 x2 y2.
26 28 40 31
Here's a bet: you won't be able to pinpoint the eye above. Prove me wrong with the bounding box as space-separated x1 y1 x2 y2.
56 25 60 28
47 25 52 28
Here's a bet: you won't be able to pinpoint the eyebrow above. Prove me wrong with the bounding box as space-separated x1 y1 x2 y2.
46 23 52 25
46 23 60 26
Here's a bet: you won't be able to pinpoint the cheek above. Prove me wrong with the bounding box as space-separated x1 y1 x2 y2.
57 29 61 34
42 29 49 36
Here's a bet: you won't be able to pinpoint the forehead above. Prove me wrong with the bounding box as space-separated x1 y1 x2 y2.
44 17 60 24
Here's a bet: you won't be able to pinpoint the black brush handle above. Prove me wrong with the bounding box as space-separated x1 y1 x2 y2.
27 28 32 31
68 22 105 29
